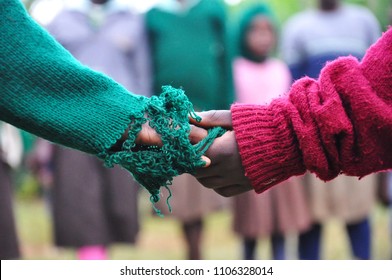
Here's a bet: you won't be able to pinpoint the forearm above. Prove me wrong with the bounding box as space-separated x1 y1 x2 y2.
0 0 147 155
0 0 223 208
232 28 392 193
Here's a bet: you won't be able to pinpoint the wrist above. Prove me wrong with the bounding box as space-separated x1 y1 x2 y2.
231 102 306 193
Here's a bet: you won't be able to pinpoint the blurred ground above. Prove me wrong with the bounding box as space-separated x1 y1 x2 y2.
15 191 391 260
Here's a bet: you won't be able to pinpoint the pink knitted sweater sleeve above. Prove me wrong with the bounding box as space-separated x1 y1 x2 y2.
231 28 392 194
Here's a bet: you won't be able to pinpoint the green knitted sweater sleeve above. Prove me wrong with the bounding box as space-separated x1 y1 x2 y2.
0 0 147 154
0 0 225 213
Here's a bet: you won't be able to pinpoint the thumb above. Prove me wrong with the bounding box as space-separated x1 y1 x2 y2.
190 110 233 129
200 155 211 168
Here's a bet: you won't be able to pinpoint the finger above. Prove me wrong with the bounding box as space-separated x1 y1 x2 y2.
214 184 253 197
196 176 222 189
146 130 163 147
189 110 233 129
200 155 211 168
135 123 163 147
194 164 221 178
189 125 208 144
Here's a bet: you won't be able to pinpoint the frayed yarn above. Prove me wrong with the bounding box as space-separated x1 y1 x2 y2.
100 86 226 216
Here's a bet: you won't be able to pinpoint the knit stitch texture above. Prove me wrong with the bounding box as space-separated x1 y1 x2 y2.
231 28 392 194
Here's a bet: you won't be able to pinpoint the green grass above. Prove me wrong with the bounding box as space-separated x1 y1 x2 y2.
14 192 391 260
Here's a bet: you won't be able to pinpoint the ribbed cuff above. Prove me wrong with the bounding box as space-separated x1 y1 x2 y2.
231 102 306 193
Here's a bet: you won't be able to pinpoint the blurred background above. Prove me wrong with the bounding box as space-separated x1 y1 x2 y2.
23 0 392 28
2 0 391 260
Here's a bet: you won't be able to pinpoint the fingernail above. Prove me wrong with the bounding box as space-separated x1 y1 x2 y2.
201 156 211 167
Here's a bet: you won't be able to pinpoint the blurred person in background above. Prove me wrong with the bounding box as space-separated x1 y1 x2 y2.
30 0 152 260
387 7 392 260
377 6 392 260
377 171 392 258
281 0 381 259
0 123 23 259
389 172 392 259
146 0 233 260
0 2 391 262
387 6 392 260
230 4 311 260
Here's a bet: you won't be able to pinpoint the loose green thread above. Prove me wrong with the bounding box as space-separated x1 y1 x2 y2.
101 86 226 216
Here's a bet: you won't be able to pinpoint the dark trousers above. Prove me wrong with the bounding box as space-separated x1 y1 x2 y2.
244 234 285 260
299 219 371 260
0 161 20 259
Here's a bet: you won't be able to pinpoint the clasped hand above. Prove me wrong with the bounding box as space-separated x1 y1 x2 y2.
190 110 253 197
135 110 253 197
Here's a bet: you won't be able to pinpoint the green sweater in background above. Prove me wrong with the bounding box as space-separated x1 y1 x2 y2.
146 0 234 111
0 0 224 212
